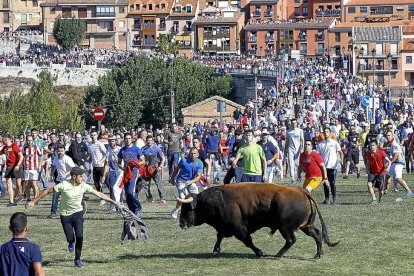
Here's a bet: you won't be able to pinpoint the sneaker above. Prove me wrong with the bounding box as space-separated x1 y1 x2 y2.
321 200 331 205
6 202 17 207
68 243 75 253
370 200 378 206
143 198 155 204
49 213 59 219
158 199 166 205
393 188 399 192
82 201 87 215
343 176 349 179
357 172 360 179
171 207 180 219
15 195 25 202
99 200 106 206
405 191 413 197
74 260 85 268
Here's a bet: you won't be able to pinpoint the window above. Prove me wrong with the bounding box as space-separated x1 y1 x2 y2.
318 43 324 52
360 6 367 13
348 32 352 37
390 43 398 55
175 5 182 12
135 4 140 10
335 33 340 42
119 20 125 28
62 7 72 18
172 21 179 32
96 6 115 17
185 21 191 30
410 5 414 12
3 12 9 23
186 5 192 12
78 7 87 18
119 7 125 13
348 7 355 13
376 43 383 55
396 5 404 12
50 21 54 29
98 21 113 30
302 7 308 16
51 7 56 14
294 7 300 16
161 3 166 10
406 56 412 64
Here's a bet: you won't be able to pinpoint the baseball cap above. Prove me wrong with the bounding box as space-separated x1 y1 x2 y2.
70 167 85 176
235 129 242 135
262 129 269 135
108 135 116 140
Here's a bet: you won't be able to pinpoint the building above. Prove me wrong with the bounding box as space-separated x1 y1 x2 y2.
41 0 130 49
402 24 414 85
342 0 414 23
128 0 173 49
244 17 335 58
1 0 44 32
195 5 245 55
181 95 243 125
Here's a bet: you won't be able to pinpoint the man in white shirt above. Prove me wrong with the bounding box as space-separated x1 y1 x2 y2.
285 119 304 185
88 130 107 205
316 127 343 204
50 144 76 218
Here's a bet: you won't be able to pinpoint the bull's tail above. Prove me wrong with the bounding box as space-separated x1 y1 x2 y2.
305 192 340 247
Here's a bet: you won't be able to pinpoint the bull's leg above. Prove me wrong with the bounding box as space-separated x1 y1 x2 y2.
275 228 297 258
213 232 224 256
235 232 263 257
300 225 323 259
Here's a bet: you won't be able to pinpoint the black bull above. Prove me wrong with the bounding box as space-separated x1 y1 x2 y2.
177 183 339 258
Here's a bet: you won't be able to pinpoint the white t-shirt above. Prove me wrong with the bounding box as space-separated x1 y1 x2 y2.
88 141 107 168
52 155 76 182
316 139 341 169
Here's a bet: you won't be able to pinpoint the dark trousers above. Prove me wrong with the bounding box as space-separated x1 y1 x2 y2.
241 174 263 182
125 168 142 215
93 167 105 192
137 170 165 200
223 167 244 184
60 211 84 261
324 168 337 199
167 152 180 178
51 181 61 214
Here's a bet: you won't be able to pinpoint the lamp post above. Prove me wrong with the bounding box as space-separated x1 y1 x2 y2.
371 48 376 85
252 62 260 126
260 46 263 60
221 37 225 63
387 52 392 94
360 46 365 81
275 55 281 95
169 39 175 124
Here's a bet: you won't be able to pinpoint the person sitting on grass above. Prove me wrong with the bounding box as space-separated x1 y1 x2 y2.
26 167 118 269
0 212 44 276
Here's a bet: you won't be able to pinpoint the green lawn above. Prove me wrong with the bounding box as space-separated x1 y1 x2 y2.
1 175 414 275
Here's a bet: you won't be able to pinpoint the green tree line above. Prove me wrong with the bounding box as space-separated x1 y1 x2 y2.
0 71 85 135
84 55 233 128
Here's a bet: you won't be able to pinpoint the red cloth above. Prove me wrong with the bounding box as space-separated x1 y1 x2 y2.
299 151 324 178
120 160 143 188
1 144 21 168
366 149 387 175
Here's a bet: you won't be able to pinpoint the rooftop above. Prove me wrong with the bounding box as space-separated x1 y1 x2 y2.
344 0 414 5
353 26 402 42
129 0 174 15
41 0 129 5
170 0 198 17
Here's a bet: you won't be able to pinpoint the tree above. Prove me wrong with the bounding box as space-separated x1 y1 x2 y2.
53 17 85 51
157 34 179 55
62 101 85 132
84 55 232 128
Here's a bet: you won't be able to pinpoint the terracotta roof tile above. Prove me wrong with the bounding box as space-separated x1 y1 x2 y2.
170 0 197 17
345 0 414 5
42 0 129 5
129 0 174 14
402 38 414 51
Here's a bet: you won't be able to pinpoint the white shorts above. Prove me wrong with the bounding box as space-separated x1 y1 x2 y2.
176 179 199 199
24 170 39 181
386 163 403 179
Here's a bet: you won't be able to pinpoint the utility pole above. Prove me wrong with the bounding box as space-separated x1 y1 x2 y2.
169 52 175 124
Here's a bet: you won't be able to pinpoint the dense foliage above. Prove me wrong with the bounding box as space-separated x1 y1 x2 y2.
53 17 86 51
0 71 85 135
84 55 233 128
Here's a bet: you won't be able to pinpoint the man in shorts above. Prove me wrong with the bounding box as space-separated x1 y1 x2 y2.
1 134 24 207
23 135 43 200
170 147 203 219
298 140 328 193
365 140 391 205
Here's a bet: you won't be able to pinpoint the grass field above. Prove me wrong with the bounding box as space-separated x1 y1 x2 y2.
1 175 414 276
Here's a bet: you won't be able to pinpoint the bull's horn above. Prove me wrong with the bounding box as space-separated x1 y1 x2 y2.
176 196 194 203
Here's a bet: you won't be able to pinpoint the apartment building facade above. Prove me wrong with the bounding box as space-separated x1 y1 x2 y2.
1 0 44 32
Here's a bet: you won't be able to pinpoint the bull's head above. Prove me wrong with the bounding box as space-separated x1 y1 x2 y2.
176 194 197 229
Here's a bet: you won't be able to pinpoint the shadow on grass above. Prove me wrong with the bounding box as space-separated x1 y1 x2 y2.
118 252 257 260
43 258 112 267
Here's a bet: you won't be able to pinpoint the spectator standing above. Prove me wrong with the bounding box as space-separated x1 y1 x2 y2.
87 130 107 205
164 123 183 178
285 119 304 185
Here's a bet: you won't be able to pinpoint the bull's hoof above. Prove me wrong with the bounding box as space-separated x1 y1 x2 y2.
213 249 221 257
314 253 322 259
255 251 264 258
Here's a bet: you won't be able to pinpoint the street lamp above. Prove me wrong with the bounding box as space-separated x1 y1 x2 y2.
371 48 376 85
169 39 175 124
360 46 365 81
252 62 260 126
260 46 263 60
274 55 281 95
221 37 225 63
387 52 392 94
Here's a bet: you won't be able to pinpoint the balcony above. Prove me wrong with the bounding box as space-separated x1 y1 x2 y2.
265 36 274 42
298 35 307 41
316 9 341 17
265 10 272 17
249 49 257 55
203 45 230 52
143 39 156 46
300 49 307 54
316 35 325 41
158 23 166 31
183 27 192 33
316 49 325 55
253 11 261 17
132 40 141 47
281 35 293 40
133 24 141 31
143 22 155 29
96 12 115 18
171 27 179 33
248 36 257 42
179 43 192 49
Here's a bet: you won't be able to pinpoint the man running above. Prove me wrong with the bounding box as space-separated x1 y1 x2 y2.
285 119 304 185
366 140 390 205
26 167 117 268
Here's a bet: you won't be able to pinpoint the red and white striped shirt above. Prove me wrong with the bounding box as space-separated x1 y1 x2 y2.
23 145 42 171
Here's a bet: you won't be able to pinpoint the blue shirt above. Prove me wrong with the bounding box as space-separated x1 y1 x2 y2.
258 140 277 165
206 134 220 153
142 145 164 165
176 157 203 182
118 145 142 167
0 237 42 276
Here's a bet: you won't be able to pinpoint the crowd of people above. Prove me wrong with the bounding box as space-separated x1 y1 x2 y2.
1 54 414 272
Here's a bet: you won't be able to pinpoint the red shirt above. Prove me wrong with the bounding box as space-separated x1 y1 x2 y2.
1 143 21 168
219 138 229 157
299 151 324 178
366 149 387 175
